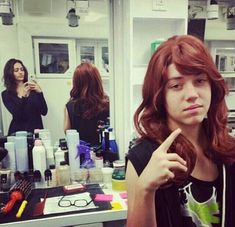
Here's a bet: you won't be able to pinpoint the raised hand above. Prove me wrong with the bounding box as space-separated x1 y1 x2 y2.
22 82 31 97
27 80 42 93
138 128 187 191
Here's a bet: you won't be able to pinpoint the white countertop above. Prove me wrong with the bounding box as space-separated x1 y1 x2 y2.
1 184 127 227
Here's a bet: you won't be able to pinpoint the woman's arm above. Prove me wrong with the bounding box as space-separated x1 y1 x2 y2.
35 93 48 115
126 161 157 227
64 106 71 133
27 81 48 115
126 129 188 227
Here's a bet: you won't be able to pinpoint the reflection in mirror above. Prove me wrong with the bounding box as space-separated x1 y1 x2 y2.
80 46 95 63
0 0 111 144
64 62 110 147
38 43 69 74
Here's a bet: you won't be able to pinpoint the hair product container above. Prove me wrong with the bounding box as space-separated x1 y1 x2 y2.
112 160 126 191
66 130 80 180
32 139 47 188
14 136 28 172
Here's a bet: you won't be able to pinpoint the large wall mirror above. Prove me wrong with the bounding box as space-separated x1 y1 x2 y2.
0 0 114 144
1 0 235 160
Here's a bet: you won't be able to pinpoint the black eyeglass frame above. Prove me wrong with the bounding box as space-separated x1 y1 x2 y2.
58 195 93 208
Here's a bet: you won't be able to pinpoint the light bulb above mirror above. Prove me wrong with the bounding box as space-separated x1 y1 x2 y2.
0 0 14 25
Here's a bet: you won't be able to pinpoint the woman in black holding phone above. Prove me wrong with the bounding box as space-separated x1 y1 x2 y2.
1 58 48 135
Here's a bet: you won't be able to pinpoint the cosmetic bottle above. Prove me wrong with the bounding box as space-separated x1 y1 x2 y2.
32 139 47 188
57 161 70 186
48 164 57 187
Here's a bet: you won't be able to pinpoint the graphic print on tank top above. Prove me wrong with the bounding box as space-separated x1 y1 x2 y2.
179 177 220 227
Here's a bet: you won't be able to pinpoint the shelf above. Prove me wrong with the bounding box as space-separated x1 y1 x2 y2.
221 73 235 78
132 18 186 65
228 112 235 118
102 75 109 80
225 92 235 111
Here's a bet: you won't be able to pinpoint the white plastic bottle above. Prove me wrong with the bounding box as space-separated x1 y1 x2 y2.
14 136 28 172
48 164 57 187
66 130 80 180
32 139 47 188
45 146 55 168
57 161 71 186
55 147 65 167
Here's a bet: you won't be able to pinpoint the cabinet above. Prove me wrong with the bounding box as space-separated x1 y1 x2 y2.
77 39 109 76
33 38 109 94
215 47 235 118
77 39 109 94
33 38 76 78
34 38 109 79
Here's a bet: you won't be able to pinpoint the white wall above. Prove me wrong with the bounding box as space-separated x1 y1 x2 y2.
0 25 19 135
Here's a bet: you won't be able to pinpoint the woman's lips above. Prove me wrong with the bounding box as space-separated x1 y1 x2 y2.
183 105 202 111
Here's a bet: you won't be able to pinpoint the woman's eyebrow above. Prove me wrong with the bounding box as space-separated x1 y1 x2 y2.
166 76 183 82
197 74 207 78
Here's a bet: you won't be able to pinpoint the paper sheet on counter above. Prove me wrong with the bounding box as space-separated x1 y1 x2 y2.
43 192 97 215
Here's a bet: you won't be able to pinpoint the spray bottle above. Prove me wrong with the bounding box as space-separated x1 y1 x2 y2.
77 141 95 169
102 129 118 166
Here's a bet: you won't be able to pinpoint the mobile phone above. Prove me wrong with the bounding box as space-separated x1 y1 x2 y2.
29 75 36 83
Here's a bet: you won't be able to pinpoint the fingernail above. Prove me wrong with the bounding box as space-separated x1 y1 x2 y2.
176 128 182 133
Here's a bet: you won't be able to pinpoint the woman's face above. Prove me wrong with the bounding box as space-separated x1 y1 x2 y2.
13 62 25 82
164 64 211 130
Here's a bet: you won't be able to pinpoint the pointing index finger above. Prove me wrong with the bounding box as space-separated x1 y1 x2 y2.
158 128 182 153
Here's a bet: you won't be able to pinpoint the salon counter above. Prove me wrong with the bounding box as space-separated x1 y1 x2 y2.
1 207 127 227
0 184 127 227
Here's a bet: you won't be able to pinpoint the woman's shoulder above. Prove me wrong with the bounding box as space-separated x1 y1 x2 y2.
1 89 12 98
127 138 159 176
2 89 8 95
66 99 75 107
129 138 158 154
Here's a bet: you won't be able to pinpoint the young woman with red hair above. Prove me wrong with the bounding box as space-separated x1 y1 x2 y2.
64 62 109 146
126 35 235 227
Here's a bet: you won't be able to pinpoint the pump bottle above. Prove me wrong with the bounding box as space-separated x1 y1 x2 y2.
32 139 47 188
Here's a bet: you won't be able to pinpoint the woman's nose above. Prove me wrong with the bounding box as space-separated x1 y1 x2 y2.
184 83 199 101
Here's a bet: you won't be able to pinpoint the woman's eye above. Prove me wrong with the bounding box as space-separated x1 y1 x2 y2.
170 84 182 90
196 78 207 84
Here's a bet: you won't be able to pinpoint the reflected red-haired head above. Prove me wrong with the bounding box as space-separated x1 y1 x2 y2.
70 62 109 118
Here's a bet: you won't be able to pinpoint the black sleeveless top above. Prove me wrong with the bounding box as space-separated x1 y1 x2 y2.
66 100 109 146
127 138 235 227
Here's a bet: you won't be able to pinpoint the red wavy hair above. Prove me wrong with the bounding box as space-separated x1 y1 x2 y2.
134 35 235 184
69 62 109 119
